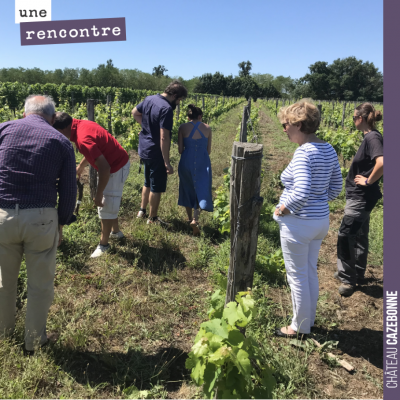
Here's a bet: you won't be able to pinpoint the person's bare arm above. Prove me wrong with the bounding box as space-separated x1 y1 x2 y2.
76 157 90 179
94 155 111 206
132 107 142 126
354 156 384 186
160 128 173 174
178 126 184 154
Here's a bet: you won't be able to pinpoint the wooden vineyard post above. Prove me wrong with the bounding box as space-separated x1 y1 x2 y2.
275 99 279 115
195 95 198 105
240 106 249 142
317 100 322 122
87 99 98 199
202 96 205 110
177 103 180 119
107 94 112 135
247 97 251 114
225 142 264 305
341 102 346 128
215 96 218 107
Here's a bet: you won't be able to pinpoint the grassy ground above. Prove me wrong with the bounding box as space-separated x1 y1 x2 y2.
0 103 383 399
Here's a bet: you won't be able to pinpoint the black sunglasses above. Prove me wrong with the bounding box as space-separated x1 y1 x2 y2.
282 122 290 129
352 115 361 122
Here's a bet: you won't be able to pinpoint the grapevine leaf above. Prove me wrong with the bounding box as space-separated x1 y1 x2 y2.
236 293 255 315
185 353 197 369
194 327 207 344
218 390 237 399
201 318 229 339
226 329 245 348
192 337 210 357
203 364 221 399
191 358 206 385
222 302 241 326
230 348 251 378
209 334 224 352
225 366 242 390
235 304 249 327
208 346 231 366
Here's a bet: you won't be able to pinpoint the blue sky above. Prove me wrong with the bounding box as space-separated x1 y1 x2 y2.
1 0 383 79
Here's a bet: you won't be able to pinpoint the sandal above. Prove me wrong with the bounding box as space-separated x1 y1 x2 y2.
274 327 307 339
190 220 201 236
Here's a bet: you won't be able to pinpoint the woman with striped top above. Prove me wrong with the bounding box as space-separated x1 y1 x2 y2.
274 100 342 338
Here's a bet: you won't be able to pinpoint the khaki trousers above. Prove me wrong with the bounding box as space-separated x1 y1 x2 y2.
0 207 59 351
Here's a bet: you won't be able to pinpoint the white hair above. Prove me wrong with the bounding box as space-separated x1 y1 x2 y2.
24 94 56 117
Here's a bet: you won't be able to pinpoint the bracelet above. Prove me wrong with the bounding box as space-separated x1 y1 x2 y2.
365 179 370 186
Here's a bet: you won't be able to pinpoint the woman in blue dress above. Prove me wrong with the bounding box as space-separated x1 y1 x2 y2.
178 104 213 236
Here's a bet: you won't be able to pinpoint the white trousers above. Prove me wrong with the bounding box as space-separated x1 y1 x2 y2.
274 213 329 334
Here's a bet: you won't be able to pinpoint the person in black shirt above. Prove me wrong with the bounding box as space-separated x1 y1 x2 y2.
336 103 383 297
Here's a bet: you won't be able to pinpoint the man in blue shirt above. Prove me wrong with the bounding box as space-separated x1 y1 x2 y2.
132 80 187 224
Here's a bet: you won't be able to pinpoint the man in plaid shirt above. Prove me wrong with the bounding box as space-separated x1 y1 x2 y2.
0 95 76 352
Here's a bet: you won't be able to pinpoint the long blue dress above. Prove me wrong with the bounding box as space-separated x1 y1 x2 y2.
178 121 213 211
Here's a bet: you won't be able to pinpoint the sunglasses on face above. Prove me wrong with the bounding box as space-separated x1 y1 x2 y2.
282 122 290 129
352 115 360 122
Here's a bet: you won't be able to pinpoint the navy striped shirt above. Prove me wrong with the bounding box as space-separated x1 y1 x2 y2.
0 114 77 225
277 142 342 219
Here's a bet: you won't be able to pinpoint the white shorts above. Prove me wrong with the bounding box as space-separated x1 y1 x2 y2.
98 160 130 219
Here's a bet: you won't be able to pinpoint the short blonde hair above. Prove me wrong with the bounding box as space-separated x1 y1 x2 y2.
277 99 320 134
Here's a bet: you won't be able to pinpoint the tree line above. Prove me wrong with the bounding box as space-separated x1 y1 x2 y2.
0 57 383 102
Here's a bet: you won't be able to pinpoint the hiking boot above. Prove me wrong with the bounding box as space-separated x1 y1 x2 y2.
333 271 340 282
338 284 355 297
90 244 111 258
356 275 366 285
335 271 365 285
109 231 125 239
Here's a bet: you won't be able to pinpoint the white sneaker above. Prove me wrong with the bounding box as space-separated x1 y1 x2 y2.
90 244 111 258
137 210 148 219
109 231 124 239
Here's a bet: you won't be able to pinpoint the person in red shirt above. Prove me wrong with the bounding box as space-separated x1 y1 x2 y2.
53 112 130 258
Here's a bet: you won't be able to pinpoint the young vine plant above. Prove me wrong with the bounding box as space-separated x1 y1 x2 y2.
186 290 276 399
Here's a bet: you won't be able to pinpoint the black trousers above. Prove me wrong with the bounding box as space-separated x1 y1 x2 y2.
336 199 374 286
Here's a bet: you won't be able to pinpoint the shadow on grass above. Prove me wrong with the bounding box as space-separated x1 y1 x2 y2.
168 217 225 245
50 345 189 393
118 239 187 275
356 283 384 299
57 239 92 272
311 326 383 370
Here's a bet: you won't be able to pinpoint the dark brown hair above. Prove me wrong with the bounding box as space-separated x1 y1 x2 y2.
164 80 188 99
187 104 203 120
355 102 383 130
53 112 73 129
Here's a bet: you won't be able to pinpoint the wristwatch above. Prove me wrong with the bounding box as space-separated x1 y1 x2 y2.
365 179 371 186
278 208 284 216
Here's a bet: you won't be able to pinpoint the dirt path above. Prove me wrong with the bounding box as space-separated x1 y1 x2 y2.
259 107 383 399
